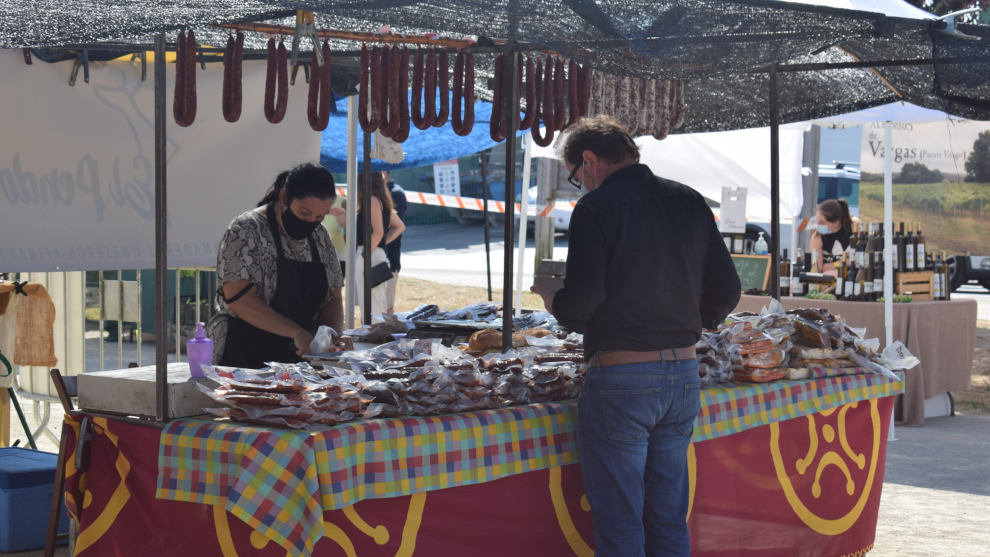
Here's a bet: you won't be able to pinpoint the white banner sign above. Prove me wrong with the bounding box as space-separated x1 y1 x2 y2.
0 50 322 272
432 159 461 197
860 119 990 176
719 187 748 233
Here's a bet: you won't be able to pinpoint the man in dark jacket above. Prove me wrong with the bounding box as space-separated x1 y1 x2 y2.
382 170 408 313
532 116 740 556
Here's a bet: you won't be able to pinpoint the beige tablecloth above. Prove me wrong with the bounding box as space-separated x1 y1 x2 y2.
733 295 977 426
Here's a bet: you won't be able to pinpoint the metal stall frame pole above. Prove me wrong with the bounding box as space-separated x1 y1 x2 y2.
361 132 373 325
480 151 493 301
769 65 781 300
501 43 520 351
154 33 169 422
345 96 358 329
884 121 896 442
515 134 532 316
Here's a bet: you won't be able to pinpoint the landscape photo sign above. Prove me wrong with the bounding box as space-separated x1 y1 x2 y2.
860 119 989 178
0 50 320 272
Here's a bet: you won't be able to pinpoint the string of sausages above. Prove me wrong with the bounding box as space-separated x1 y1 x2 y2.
173 29 197 127
588 72 686 140
221 31 244 122
492 54 593 146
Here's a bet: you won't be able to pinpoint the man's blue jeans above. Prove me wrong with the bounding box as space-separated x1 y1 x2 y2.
577 358 700 557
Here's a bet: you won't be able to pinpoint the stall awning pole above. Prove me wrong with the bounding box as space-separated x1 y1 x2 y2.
515 135 533 316
154 32 168 422
345 96 358 329
501 0 520 351
883 121 894 348
361 132 372 325
480 151 493 302
769 64 781 300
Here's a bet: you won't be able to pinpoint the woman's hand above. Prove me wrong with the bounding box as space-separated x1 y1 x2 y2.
292 328 315 356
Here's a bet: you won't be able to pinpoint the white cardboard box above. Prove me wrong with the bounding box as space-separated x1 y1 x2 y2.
77 363 219 419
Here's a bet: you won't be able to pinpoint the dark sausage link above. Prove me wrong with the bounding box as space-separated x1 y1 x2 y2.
382 46 402 138
232 32 243 121
489 53 506 142
272 38 289 123
410 48 429 130
370 46 384 132
358 44 376 132
423 48 437 127
376 46 391 134
565 60 579 129
173 30 187 125
180 29 198 126
552 57 565 132
263 37 277 122
433 50 449 127
578 63 592 118
222 33 233 121
530 58 554 147
222 32 243 123
307 40 332 131
519 55 536 131
459 50 475 136
451 50 465 135
392 47 411 142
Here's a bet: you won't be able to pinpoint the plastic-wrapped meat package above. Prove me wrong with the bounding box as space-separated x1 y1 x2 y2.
741 346 788 369
733 367 787 383
480 355 525 374
793 317 830 347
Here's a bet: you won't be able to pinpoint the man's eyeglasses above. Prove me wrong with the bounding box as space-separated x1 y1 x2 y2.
567 161 583 189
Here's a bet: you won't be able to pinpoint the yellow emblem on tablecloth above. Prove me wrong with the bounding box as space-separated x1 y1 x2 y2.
770 400 881 535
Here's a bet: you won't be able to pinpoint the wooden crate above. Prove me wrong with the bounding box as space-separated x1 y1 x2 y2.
895 270 933 301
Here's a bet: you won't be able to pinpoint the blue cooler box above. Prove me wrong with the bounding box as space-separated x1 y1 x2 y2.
0 447 69 552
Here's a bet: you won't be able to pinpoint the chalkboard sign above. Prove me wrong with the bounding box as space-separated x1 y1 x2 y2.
731 254 771 292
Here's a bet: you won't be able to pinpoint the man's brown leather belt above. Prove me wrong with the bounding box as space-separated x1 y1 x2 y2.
592 347 696 368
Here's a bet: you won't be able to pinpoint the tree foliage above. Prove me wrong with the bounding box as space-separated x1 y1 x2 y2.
965 130 990 183
897 162 944 184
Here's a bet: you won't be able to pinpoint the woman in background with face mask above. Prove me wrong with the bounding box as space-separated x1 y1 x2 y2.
809 198 853 271
208 163 346 369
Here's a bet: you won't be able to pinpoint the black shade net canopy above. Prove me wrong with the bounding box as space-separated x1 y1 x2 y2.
1 0 988 131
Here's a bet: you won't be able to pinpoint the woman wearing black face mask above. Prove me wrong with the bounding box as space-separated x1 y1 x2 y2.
208 163 347 369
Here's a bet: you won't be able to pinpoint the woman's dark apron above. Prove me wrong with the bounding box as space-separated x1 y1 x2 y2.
219 205 328 368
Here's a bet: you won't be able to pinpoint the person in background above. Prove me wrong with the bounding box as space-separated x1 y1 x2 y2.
209 163 347 369
382 170 408 314
810 198 853 271
333 172 405 320
531 116 740 556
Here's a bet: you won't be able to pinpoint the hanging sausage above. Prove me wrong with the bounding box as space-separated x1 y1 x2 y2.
358 44 380 132
433 50 450 127
519 55 536 131
451 50 475 136
411 48 431 130
221 31 243 123
391 47 411 143
307 40 332 132
263 37 289 124
489 52 507 142
173 29 197 127
530 58 554 147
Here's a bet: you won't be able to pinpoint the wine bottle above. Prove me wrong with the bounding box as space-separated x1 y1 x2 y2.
809 248 821 293
780 248 791 297
905 222 916 272
844 258 856 300
864 259 875 300
932 252 943 300
853 257 866 301
791 248 804 296
942 251 951 301
873 251 884 300
835 255 846 300
915 221 926 271
895 222 906 273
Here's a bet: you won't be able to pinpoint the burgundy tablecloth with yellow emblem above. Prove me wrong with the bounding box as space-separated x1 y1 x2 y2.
62 372 901 556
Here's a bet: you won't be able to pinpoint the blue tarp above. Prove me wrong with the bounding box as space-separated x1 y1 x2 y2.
319 90 526 173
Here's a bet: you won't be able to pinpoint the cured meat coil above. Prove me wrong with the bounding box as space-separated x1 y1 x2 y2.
489 52 506 142
410 47 431 130
519 55 536 131
529 58 555 147
263 37 289 124
565 60 579 129
578 63 592 118
433 50 450 127
173 29 198 127
670 80 685 130
307 40 332 132
358 44 380 132
451 50 475 136
382 46 402 138
221 31 243 123
391 47 411 142
553 58 566 131
652 79 671 140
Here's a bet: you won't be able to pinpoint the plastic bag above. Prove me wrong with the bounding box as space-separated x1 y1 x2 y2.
310 325 340 354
